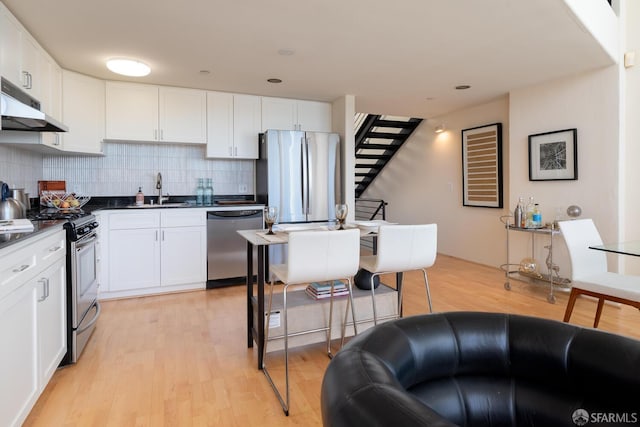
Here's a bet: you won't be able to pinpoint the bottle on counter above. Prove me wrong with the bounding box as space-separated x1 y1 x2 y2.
532 203 542 228
196 178 204 206
525 196 535 228
136 187 144 206
513 197 524 228
204 178 214 206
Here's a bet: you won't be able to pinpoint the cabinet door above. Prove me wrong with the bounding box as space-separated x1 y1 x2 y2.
108 228 161 291
261 97 297 131
206 91 233 158
159 87 207 144
36 258 66 388
62 70 105 154
20 35 41 99
105 82 158 141
160 226 206 287
233 94 261 159
0 11 22 86
0 282 38 427
297 100 332 132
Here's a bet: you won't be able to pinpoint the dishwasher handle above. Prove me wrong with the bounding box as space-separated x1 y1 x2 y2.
207 210 263 219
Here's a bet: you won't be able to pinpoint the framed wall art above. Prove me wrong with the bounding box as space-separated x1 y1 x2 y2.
528 128 577 181
462 123 503 208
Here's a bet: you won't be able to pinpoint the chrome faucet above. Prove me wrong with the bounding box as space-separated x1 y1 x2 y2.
156 172 169 205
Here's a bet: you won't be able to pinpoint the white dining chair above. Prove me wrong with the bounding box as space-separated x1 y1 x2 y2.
262 228 360 416
359 223 438 325
558 219 640 327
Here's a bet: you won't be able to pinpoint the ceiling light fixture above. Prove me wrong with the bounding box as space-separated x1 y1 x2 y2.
278 49 295 56
267 78 283 84
455 84 471 90
435 124 446 134
106 58 151 77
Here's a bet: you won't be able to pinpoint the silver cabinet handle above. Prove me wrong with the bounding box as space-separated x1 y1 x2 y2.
37 278 49 302
160 129 164 140
154 129 158 140
155 230 159 241
13 264 30 273
162 230 165 241
22 71 29 88
27 72 33 89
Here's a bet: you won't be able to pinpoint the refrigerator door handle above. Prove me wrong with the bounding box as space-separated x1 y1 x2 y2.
301 136 309 215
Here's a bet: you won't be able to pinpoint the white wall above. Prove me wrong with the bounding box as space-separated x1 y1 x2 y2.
622 0 640 274
509 66 620 274
363 97 510 267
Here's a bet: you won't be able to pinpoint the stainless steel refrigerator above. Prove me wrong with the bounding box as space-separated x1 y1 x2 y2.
256 129 342 263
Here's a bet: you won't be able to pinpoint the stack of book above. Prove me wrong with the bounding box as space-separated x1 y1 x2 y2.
305 280 350 300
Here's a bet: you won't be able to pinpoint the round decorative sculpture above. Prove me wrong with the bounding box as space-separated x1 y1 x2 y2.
567 205 582 218
519 257 539 275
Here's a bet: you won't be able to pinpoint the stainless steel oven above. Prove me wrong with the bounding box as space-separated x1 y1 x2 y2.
63 215 100 365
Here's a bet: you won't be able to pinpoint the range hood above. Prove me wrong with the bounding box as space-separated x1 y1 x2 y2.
1 77 68 132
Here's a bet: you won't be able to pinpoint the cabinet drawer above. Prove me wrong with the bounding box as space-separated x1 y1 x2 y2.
109 211 161 229
0 229 65 300
161 210 206 228
36 231 66 266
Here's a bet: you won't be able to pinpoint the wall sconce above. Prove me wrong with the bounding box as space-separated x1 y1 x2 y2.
435 124 446 134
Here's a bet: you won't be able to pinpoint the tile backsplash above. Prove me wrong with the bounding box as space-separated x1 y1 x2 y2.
1 142 254 198
0 145 43 195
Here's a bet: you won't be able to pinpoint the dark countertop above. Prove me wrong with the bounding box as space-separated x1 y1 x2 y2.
83 195 261 212
0 219 65 251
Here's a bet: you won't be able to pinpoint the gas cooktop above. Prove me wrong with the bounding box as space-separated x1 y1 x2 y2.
28 209 90 222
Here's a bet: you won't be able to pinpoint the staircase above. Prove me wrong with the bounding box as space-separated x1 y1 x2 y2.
354 114 423 198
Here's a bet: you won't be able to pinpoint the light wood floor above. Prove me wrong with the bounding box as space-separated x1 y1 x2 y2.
24 255 639 426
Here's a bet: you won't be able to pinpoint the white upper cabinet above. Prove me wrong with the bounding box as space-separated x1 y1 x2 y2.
262 97 332 132
0 3 63 121
105 82 160 141
206 91 261 159
159 86 207 144
0 10 22 85
62 70 105 155
105 81 207 144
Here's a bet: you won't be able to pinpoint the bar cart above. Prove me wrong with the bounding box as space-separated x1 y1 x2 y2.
501 216 571 304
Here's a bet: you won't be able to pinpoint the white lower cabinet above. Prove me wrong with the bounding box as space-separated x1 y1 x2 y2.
0 229 66 427
104 209 206 298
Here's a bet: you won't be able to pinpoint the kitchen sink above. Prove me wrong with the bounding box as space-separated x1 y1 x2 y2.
125 202 191 209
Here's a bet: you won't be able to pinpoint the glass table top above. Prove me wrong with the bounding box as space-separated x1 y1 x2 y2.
589 241 640 257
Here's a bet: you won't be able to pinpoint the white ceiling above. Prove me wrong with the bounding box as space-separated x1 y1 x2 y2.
3 0 614 119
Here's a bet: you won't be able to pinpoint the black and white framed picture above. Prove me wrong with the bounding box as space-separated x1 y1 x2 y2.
462 123 503 208
528 128 577 181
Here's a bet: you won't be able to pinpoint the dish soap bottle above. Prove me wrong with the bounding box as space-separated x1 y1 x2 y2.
136 187 144 206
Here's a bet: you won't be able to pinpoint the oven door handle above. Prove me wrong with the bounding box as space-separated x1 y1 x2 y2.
75 233 98 250
77 301 101 334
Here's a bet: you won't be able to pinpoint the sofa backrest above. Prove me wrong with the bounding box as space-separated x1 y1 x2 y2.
321 312 640 427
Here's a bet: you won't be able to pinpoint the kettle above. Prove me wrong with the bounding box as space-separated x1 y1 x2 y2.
11 188 30 211
0 181 26 220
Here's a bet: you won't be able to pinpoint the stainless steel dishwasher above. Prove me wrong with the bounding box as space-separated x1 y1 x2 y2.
207 209 263 288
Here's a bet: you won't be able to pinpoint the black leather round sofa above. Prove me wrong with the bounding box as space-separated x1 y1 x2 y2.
321 312 640 427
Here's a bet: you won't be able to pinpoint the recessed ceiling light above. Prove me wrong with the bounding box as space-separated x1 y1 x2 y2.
267 78 283 84
106 58 150 77
455 85 471 90
278 49 295 56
